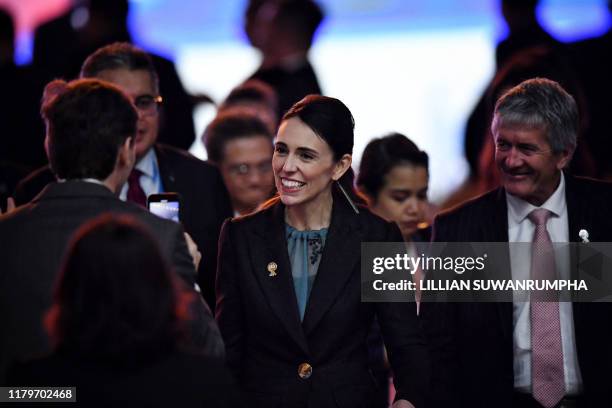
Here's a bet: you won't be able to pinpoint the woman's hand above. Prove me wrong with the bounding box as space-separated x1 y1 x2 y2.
184 232 202 271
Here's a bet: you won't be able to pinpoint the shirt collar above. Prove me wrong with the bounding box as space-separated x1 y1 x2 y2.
57 178 105 186
506 172 566 224
135 148 157 179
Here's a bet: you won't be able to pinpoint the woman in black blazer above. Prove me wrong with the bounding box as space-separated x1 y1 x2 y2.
216 95 429 408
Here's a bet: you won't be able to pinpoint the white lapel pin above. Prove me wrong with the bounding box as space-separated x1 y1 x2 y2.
267 262 278 277
579 229 589 243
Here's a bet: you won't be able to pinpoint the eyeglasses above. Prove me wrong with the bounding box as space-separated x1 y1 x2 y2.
227 162 272 176
133 94 163 115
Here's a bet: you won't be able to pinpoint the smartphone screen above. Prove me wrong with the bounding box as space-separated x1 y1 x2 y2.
147 193 180 222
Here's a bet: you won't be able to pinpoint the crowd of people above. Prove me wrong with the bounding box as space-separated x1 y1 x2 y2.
1 0 612 407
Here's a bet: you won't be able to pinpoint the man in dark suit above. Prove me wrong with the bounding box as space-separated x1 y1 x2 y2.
244 0 323 118
0 78 223 384
422 78 612 407
13 42 233 311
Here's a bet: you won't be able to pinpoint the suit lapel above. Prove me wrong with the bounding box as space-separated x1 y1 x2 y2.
564 175 587 333
486 188 510 243
302 198 361 335
250 202 309 354
564 174 585 244
489 188 514 342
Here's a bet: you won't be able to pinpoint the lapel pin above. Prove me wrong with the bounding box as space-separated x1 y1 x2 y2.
579 229 589 243
267 262 278 277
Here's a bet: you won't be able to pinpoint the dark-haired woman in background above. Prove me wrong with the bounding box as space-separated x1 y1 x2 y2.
358 133 434 309
357 133 431 244
216 95 429 408
9 214 239 407
356 133 432 404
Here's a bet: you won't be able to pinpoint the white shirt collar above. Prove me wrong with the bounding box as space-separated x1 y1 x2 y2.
57 178 105 186
506 172 566 224
135 148 157 179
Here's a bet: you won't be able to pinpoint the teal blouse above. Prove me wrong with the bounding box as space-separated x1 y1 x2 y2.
285 224 328 321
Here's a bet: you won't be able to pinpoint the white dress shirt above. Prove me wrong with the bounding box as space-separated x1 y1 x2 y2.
119 148 164 201
507 173 583 395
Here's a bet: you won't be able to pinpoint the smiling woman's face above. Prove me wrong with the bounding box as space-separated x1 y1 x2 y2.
272 117 342 208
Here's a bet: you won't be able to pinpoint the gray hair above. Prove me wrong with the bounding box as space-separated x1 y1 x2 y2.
491 77 578 155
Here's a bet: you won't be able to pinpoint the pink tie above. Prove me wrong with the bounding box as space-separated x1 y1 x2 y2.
529 208 564 408
127 169 147 207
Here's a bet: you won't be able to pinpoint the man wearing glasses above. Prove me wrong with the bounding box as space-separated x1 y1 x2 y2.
203 109 275 216
14 43 232 312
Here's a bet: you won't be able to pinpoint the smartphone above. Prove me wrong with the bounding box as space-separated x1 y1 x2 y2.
147 193 181 222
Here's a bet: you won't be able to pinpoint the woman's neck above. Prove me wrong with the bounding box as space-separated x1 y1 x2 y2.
285 190 333 231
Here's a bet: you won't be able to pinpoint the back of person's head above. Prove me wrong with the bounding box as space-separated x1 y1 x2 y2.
500 0 541 35
501 0 539 20
491 46 581 105
220 79 278 131
492 77 578 156
222 79 278 111
204 108 273 164
41 78 137 180
46 214 189 362
89 0 129 18
80 42 159 92
274 0 324 49
501 0 539 10
244 0 268 48
357 133 429 201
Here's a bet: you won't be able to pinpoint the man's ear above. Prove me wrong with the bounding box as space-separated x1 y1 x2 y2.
118 136 136 169
556 146 574 170
332 154 352 181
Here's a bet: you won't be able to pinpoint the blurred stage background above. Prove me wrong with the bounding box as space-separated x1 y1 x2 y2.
1 0 609 202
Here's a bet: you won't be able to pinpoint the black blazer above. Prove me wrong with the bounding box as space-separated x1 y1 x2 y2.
0 181 224 384
421 175 612 407
249 59 322 122
12 144 233 311
216 194 430 408
153 144 233 310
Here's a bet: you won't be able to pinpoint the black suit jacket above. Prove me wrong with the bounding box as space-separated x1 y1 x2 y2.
249 59 322 119
216 195 429 408
0 181 223 384
421 175 612 407
12 144 233 311
153 144 233 310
